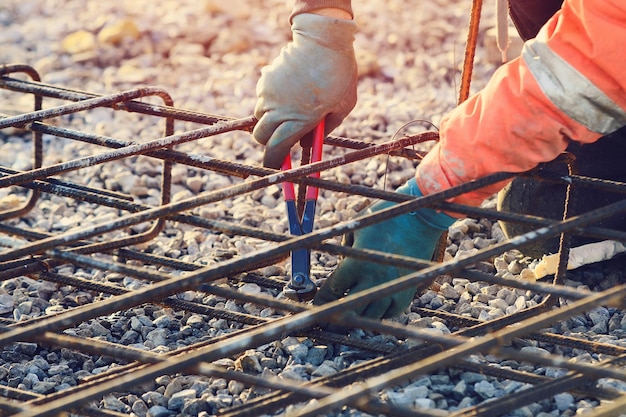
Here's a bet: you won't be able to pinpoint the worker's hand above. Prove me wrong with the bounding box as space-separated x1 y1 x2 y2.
253 13 358 169
313 178 455 319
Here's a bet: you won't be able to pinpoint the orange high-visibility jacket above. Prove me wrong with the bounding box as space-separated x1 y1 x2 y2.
416 0 626 207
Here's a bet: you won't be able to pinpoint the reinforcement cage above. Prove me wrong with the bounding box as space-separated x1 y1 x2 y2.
2 63 626 417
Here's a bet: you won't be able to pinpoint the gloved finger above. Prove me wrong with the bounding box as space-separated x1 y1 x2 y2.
312 277 345 306
252 95 274 146
381 291 416 318
347 279 393 319
253 114 297 148
263 118 320 169
311 281 346 331
322 111 344 139
382 300 411 319
360 298 393 320
312 260 360 306
319 311 358 334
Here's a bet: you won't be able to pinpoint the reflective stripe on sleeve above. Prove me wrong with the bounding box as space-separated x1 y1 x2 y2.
522 29 626 135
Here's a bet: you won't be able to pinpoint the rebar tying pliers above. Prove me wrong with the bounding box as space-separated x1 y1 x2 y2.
281 121 325 301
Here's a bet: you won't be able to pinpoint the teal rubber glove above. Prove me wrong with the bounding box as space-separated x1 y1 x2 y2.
313 178 456 319
253 13 358 169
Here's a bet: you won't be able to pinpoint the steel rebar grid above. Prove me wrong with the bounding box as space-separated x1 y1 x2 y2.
2 66 626 416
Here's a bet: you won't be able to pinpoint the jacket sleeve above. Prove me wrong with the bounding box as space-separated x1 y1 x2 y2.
290 0 353 22
416 0 626 207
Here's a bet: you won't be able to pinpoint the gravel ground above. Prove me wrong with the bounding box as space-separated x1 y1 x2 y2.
2 1 626 416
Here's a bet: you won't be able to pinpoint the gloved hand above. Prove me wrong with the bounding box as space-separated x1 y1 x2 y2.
253 13 358 169
313 178 456 319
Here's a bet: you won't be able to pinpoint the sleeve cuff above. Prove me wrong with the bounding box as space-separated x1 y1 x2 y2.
290 0 353 23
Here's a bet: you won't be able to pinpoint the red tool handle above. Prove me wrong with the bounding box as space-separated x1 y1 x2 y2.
281 120 325 201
